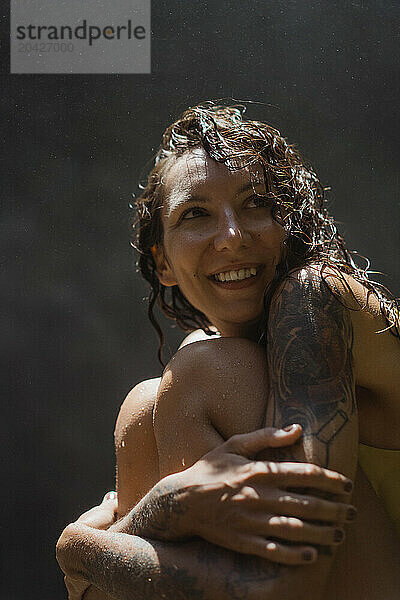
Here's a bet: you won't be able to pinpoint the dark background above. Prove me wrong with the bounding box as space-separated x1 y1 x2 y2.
2 1 399 598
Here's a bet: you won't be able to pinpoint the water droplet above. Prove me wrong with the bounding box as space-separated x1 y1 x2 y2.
121 440 125 448
181 458 186 466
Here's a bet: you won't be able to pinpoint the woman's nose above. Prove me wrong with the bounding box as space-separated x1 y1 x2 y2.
213 211 251 252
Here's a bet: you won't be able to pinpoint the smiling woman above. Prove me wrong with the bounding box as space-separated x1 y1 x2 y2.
135 103 399 359
56 103 400 600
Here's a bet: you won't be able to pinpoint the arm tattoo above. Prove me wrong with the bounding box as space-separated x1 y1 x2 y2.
265 269 356 467
222 552 281 599
78 533 283 600
77 478 283 600
127 478 187 541
101 482 282 599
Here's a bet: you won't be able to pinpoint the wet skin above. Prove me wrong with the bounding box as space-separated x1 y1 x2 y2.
77 149 400 599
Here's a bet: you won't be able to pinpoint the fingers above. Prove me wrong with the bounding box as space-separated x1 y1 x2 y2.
101 491 118 522
75 492 118 529
269 490 356 524
224 425 302 458
275 463 353 496
247 514 345 546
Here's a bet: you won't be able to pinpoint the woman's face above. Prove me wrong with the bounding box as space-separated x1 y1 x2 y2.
154 148 286 338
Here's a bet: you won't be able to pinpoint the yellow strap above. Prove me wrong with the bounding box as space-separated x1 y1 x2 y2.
359 444 400 539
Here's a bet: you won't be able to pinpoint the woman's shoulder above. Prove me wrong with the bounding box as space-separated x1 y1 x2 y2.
303 263 400 404
273 261 399 356
281 261 394 322
114 377 161 445
121 377 162 410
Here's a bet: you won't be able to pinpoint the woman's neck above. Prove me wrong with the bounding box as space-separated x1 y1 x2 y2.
213 318 262 341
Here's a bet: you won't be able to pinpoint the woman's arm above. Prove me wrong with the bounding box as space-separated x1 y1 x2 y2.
57 522 306 600
57 428 355 600
61 493 119 600
262 266 358 473
260 266 359 596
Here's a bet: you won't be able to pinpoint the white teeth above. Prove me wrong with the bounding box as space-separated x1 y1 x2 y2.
213 267 259 282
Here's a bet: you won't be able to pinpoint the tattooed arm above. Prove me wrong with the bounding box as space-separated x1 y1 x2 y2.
258 265 359 596
263 266 358 472
57 471 303 600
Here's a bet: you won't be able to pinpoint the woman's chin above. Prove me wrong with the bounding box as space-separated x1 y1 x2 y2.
211 313 263 340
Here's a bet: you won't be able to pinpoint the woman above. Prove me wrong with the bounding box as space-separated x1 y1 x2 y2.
57 103 400 599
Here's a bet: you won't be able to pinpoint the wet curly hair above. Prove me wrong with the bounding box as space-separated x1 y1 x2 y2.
132 101 399 362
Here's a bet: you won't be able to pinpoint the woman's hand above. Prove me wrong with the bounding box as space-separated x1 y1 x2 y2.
75 491 118 529
129 425 356 565
56 492 118 599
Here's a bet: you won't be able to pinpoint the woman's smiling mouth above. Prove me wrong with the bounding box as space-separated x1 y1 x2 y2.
208 265 264 288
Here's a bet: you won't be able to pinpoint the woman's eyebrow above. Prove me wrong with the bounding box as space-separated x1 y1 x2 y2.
165 192 208 218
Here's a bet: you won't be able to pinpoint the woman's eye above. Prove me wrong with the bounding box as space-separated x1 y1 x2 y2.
181 207 208 220
246 195 271 209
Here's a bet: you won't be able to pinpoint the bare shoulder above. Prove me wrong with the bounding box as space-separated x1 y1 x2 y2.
317 262 394 323
162 336 265 400
168 337 265 387
268 263 353 351
279 262 398 342
316 266 400 386
297 264 400 448
115 378 161 516
272 263 347 310
115 377 161 443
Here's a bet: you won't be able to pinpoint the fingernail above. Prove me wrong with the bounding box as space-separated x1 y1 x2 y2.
334 529 344 543
283 424 298 432
344 481 353 493
104 491 117 501
346 507 357 521
302 550 314 562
